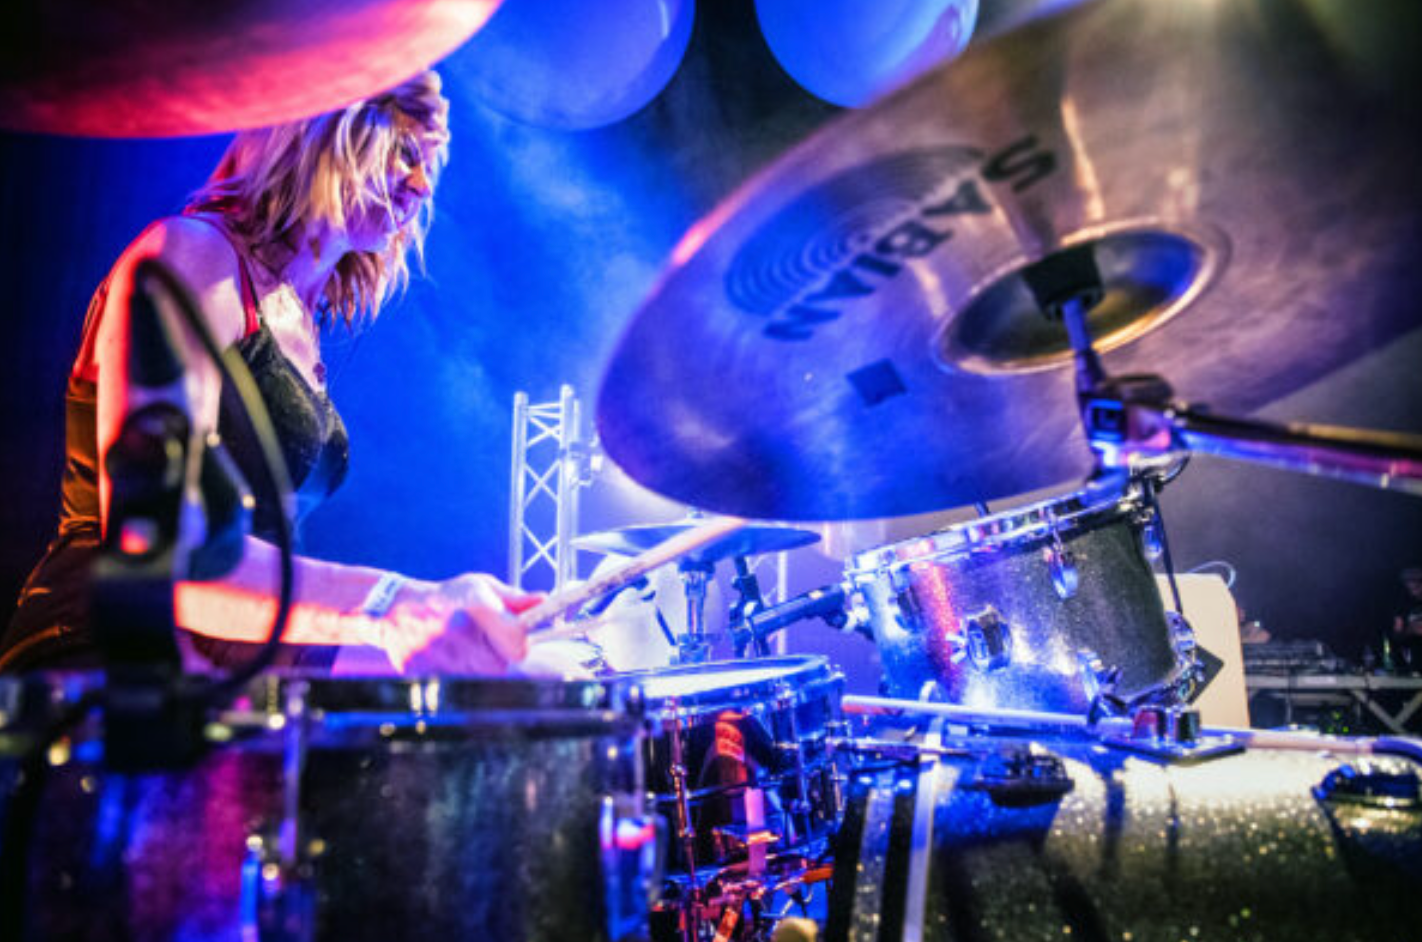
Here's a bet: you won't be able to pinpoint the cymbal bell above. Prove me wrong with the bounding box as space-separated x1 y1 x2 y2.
0 0 502 138
596 0 1422 521
573 521 819 566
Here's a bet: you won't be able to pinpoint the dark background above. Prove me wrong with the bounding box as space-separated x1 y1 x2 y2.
2 0 1419 692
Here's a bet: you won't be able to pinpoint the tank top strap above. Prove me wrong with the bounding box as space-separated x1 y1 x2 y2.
182 212 261 337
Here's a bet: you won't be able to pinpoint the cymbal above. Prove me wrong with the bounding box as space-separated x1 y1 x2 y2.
573 521 819 565
597 0 1422 521
0 0 502 137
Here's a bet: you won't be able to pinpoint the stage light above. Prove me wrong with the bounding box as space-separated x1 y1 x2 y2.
454 0 695 130
756 0 978 108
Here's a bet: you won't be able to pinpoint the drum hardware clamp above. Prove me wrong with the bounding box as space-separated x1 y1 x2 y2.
1313 759 1422 811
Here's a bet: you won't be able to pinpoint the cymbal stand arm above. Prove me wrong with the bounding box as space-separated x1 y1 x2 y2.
1084 389 1422 496
1025 246 1422 496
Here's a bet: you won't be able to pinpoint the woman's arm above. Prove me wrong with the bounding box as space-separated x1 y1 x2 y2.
94 217 533 673
174 536 535 671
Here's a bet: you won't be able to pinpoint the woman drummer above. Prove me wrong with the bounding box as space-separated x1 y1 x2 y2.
1 70 537 675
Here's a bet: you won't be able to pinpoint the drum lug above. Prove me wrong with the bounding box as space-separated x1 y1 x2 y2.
1043 509 1079 599
1044 544 1079 600
240 833 319 942
1077 650 1120 707
775 681 814 845
887 564 914 596
842 586 875 640
888 571 923 633
954 607 1013 672
599 794 665 940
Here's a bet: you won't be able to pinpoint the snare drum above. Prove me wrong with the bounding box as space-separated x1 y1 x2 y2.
610 656 845 880
847 484 1177 713
2 673 660 942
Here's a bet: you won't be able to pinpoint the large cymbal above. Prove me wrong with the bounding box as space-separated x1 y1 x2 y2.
0 0 501 137
597 0 1422 521
573 521 819 565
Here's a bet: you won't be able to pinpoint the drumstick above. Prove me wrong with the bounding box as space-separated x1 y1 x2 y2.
521 515 747 639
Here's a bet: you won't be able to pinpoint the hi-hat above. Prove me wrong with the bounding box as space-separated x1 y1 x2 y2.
0 0 502 137
573 521 819 565
596 0 1422 521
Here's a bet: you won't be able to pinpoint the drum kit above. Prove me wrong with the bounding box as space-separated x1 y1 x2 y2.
4 0 1422 940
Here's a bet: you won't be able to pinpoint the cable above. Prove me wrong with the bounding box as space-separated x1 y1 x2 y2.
1186 559 1238 590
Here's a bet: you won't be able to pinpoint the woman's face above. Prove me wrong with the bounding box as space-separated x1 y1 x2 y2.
346 131 440 253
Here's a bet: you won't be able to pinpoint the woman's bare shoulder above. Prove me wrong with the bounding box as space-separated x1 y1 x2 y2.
105 215 251 344
120 215 245 288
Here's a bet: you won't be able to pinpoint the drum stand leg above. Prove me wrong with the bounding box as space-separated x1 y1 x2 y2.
242 681 316 942
776 683 811 848
666 702 704 941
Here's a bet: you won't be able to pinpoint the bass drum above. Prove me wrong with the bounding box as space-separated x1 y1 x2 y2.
846 482 1178 713
0 672 660 942
827 721 1422 942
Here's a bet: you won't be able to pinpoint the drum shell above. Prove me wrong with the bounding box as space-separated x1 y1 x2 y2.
827 728 1422 942
1 673 654 942
611 657 845 875
848 489 1177 713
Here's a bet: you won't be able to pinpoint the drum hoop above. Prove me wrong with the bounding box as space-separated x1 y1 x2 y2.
847 484 1143 574
614 655 835 716
211 707 644 745
241 673 616 715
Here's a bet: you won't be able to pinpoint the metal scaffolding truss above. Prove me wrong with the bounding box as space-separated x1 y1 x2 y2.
508 385 595 591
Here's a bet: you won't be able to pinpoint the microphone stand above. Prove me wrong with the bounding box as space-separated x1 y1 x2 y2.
91 266 207 771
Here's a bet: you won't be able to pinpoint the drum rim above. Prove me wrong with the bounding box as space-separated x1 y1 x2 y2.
0 671 620 727
610 654 837 713
846 482 1144 573
242 672 618 715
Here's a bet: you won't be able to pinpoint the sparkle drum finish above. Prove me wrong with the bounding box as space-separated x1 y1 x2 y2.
609 657 845 880
847 485 1176 713
827 720 1422 942
0 673 659 942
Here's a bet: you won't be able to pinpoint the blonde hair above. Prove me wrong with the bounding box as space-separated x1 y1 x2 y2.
187 70 450 329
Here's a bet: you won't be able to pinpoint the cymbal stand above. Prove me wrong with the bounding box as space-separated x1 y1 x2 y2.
729 556 770 658
1023 246 1422 496
677 558 716 664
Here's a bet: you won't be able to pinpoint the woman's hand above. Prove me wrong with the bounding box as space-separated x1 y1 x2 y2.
380 573 544 675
